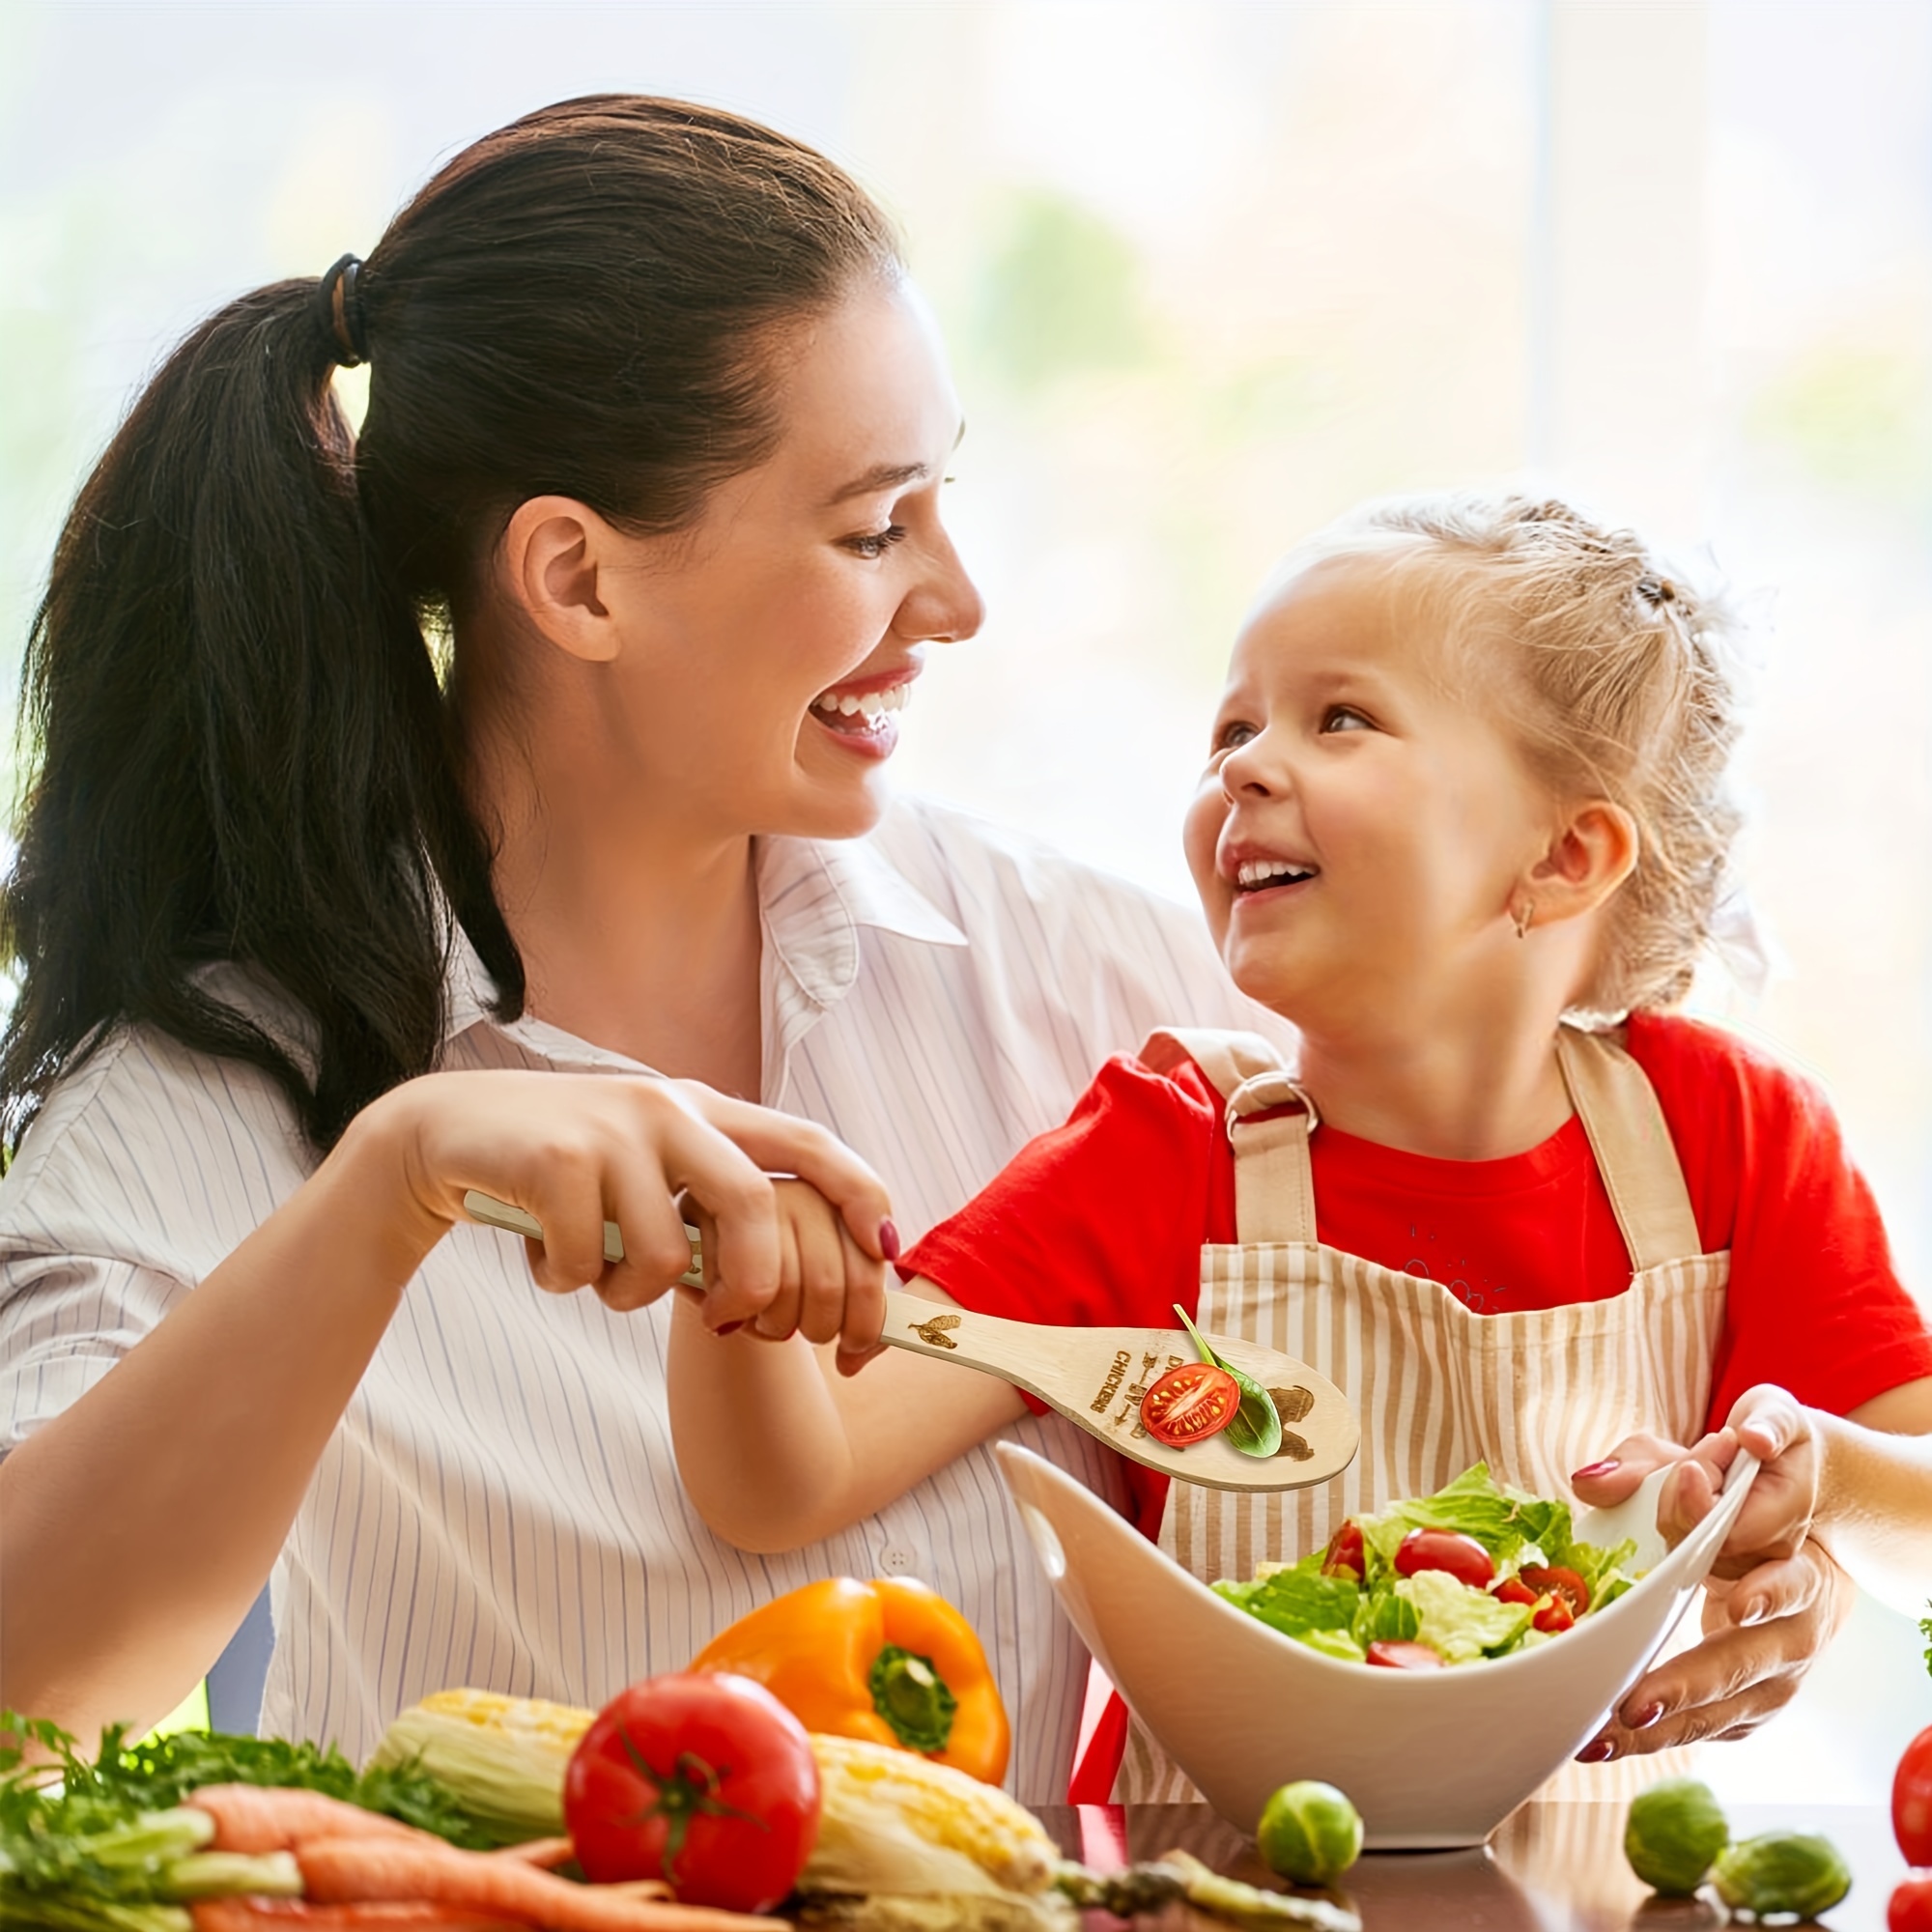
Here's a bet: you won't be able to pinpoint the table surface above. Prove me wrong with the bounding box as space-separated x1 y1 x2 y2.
1035 1803 1907 1931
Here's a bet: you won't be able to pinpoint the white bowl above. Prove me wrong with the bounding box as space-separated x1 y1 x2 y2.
996 1439 1758 1848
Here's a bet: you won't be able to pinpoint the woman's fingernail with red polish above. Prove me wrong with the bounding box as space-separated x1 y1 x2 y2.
1576 1739 1615 1764
879 1218 901 1263
1572 1459 1620 1481
712 1320 745 1337
1627 1700 1664 1729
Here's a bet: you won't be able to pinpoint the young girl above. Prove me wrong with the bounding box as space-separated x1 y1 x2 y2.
669 490 1932 1794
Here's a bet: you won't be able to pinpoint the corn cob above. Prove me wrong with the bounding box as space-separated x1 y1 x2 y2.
798 1734 1058 1902
365 1690 592 1841
371 1696 1066 1917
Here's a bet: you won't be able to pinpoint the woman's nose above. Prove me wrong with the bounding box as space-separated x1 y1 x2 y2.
899 528 985 645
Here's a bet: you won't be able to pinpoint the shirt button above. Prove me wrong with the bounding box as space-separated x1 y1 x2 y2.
876 1544 921 1577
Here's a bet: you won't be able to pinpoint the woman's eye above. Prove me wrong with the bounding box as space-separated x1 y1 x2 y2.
1321 704 1374 733
845 524 909 559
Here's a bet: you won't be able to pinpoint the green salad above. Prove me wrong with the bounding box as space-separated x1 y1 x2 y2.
1211 1463 1643 1669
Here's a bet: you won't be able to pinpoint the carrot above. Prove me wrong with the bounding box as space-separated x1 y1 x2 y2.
190 1785 441 1854
296 1835 785 1932
490 1839 578 1870
192 1903 528 1930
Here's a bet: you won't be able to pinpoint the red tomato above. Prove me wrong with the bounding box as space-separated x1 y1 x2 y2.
1889 1872 1932 1932
1395 1528 1495 1590
1321 1520 1366 1580
1141 1363 1240 1446
1531 1593 1576 1634
564 1671 821 1913
1366 1640 1446 1670
1491 1577 1539 1606
1520 1565 1590 1618
1897 1724 1932 1865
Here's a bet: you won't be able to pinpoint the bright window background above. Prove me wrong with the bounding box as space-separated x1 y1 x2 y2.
5 0 1928 1800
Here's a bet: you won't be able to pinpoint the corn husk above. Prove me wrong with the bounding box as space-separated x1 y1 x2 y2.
366 1689 591 1841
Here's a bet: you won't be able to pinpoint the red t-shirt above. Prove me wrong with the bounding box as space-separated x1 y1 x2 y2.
906 1012 1932 1531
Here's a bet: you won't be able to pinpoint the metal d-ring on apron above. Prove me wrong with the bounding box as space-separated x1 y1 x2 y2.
1112 1022 1731 1804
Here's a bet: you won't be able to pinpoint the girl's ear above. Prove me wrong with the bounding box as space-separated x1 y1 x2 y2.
496 496 624 664
1526 799 1639 923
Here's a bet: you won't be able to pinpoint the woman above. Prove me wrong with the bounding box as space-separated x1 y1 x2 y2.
0 95 1848 1796
0 97 1274 1797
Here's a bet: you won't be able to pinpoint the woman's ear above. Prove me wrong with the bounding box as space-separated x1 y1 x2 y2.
1525 799 1639 924
496 496 625 664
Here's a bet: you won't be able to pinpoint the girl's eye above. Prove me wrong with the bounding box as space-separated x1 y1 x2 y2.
1321 704 1374 733
1213 721 1259 755
845 524 909 560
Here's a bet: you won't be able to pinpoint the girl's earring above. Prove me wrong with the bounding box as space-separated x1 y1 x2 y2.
1513 899 1534 940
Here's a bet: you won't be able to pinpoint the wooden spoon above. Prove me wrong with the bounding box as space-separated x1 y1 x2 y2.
463 1188 1358 1494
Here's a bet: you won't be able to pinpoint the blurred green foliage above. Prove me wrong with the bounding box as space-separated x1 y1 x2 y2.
971 187 1153 393
1747 340 1932 500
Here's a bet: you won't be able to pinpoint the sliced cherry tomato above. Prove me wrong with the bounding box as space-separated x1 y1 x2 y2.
1889 1872 1932 1932
1140 1362 1240 1446
1520 1564 1590 1618
1531 1593 1576 1634
1321 1520 1366 1580
1896 1723 1932 1865
1366 1639 1446 1670
1491 1577 1539 1606
564 1670 821 1913
1394 1527 1495 1590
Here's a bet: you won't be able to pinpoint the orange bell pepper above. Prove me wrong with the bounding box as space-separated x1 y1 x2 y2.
690 1577 1010 1784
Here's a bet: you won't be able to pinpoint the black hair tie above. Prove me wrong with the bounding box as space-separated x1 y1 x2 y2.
314 253 370 367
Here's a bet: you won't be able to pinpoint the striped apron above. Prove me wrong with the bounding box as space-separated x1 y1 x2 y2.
1114 1022 1730 1803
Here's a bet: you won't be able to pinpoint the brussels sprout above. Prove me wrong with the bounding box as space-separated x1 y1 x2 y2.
1257 1780 1364 1887
1624 1776 1730 1896
1713 1832 1851 1919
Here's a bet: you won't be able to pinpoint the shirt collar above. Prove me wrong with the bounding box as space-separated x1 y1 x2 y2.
440 825 967 1056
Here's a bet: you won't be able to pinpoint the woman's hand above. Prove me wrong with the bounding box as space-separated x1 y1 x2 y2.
1568 1393 1850 1761
364 1069 894 1326
689 1177 889 1373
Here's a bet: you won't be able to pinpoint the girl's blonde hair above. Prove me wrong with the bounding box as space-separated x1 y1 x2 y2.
1297 490 1742 1015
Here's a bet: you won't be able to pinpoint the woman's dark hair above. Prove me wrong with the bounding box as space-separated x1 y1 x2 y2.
2 97 902 1152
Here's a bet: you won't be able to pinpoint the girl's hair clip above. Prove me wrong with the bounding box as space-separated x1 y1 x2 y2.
1636 573 1678 608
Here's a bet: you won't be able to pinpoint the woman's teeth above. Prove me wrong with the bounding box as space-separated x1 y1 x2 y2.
811 683 911 727
1236 858 1316 890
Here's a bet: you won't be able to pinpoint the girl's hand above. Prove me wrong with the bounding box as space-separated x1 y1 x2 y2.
690 1177 890 1374
361 1069 894 1321
1569 1389 1845 1760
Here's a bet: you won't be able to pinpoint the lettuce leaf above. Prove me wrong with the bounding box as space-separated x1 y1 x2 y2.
1211 1552 1359 1639
1398 1570 1533 1662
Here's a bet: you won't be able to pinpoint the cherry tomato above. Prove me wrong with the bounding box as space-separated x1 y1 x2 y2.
1140 1363 1240 1446
1394 1528 1495 1590
1321 1520 1366 1580
1531 1593 1576 1634
1520 1565 1590 1618
1889 1872 1932 1932
564 1671 821 1913
1366 1639 1446 1670
1897 1723 1932 1865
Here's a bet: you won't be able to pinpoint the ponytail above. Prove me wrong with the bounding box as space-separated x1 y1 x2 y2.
2 280 519 1151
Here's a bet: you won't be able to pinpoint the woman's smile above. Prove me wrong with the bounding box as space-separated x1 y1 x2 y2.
808 663 922 759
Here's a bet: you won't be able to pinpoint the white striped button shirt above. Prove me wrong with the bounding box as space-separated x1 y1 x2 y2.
0 796 1291 1799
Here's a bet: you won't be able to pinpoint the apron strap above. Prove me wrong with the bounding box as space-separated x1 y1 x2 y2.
1140 1028 1319 1245
1555 1024 1703 1272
